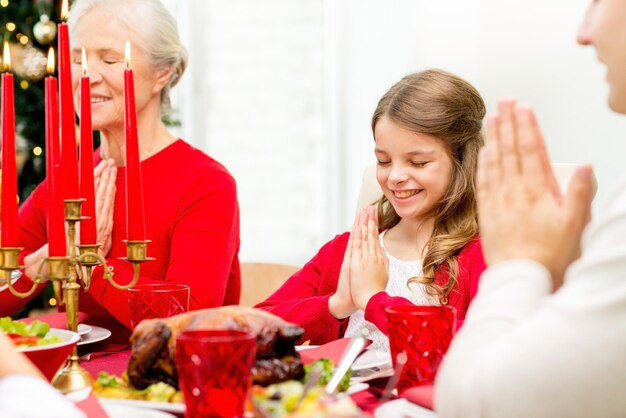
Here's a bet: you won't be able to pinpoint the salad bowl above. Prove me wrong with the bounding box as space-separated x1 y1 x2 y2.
16 328 80 381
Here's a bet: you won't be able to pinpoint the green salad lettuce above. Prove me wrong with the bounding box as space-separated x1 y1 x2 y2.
303 358 351 392
0 316 62 346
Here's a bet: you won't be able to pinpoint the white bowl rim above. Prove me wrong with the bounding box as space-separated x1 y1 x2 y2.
15 328 80 352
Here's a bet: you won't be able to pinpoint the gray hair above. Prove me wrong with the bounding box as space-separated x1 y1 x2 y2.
67 0 187 115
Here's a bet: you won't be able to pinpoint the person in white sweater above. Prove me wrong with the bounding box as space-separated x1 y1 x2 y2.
435 1 626 417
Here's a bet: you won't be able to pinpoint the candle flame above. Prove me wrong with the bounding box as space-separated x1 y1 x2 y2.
82 48 87 74
61 0 69 21
2 42 10 71
46 47 55 74
124 41 131 68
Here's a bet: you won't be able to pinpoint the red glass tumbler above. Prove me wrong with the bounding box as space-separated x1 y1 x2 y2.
128 283 190 328
385 305 456 393
175 330 257 418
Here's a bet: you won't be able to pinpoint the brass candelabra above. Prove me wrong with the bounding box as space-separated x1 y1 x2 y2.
0 199 152 393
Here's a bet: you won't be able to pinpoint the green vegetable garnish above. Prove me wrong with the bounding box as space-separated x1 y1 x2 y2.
97 372 119 388
303 358 350 392
145 382 176 403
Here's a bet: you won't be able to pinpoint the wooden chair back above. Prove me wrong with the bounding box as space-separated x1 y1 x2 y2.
239 262 299 307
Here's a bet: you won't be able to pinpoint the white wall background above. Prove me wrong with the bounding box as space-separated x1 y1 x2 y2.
162 0 626 266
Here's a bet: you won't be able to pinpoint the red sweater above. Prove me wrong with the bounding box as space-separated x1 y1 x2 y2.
255 232 485 345
2 140 240 332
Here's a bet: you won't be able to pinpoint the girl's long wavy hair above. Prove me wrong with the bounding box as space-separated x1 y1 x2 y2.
371 69 485 303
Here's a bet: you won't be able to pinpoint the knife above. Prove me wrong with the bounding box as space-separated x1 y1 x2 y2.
325 328 369 396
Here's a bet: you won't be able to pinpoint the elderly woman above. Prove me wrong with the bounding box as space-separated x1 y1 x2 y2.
1 0 240 336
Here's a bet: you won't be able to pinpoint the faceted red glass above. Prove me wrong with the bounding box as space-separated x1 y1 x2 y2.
128 283 190 328
385 305 456 393
176 330 257 418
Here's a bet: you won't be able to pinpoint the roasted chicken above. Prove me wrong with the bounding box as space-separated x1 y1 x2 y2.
127 306 305 389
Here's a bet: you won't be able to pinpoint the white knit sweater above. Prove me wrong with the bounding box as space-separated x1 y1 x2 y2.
344 231 438 351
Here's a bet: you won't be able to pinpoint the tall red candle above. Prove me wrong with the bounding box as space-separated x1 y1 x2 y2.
1 43 18 248
45 48 67 257
57 0 79 201
124 41 145 241
79 48 97 245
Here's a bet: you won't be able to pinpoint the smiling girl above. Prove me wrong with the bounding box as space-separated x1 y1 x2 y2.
257 69 487 350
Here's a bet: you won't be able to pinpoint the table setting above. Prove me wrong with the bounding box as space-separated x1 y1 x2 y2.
5 299 450 418
3 211 451 417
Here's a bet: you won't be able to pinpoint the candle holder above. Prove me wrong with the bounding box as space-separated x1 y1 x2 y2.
0 199 152 393
0 247 34 298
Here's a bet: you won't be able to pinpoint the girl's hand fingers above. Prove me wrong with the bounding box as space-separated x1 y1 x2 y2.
367 206 378 261
353 213 363 258
341 223 355 277
357 208 369 259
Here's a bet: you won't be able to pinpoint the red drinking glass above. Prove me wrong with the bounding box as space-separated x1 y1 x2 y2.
128 283 190 328
176 330 257 418
385 305 456 393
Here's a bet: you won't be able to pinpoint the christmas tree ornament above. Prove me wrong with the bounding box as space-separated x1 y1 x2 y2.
12 43 48 81
33 15 57 45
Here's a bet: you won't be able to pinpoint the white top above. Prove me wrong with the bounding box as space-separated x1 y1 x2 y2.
0 375 86 418
344 231 438 351
435 177 626 418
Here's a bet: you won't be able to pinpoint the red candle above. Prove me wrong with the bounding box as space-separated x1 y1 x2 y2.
45 48 67 257
79 48 97 245
1 42 18 248
124 41 145 241
57 0 79 201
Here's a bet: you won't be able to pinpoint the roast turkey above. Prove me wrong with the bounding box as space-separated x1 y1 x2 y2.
126 306 305 389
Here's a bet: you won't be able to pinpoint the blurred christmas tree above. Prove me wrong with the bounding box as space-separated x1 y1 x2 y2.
2 0 62 316
2 0 61 200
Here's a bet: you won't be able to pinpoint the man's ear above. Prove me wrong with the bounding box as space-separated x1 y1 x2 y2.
152 67 174 94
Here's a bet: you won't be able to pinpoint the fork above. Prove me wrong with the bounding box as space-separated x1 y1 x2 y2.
293 363 323 412
378 351 407 403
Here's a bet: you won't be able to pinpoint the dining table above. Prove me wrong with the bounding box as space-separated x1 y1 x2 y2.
28 312 437 417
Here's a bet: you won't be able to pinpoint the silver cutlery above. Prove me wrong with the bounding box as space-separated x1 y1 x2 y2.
325 328 369 396
378 351 407 403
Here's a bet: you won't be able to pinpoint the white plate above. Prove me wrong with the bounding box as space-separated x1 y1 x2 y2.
101 403 178 418
375 399 438 418
77 324 92 336
0 270 21 291
77 325 112 346
352 348 392 372
100 398 185 415
296 346 392 373
98 385 367 416
346 382 369 395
